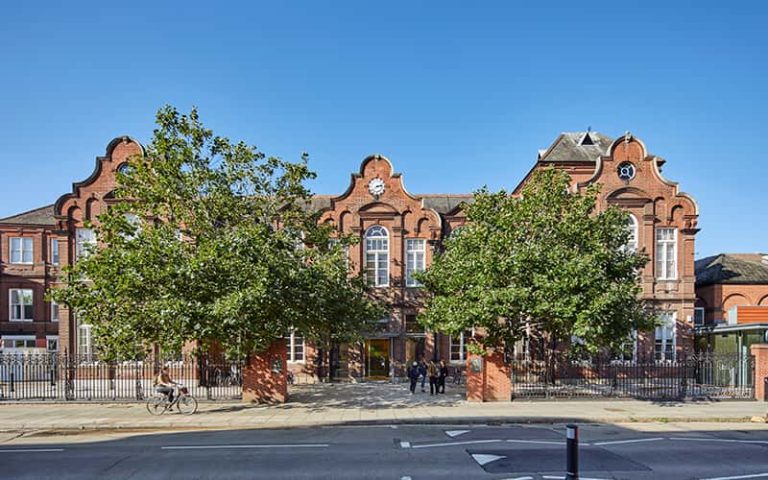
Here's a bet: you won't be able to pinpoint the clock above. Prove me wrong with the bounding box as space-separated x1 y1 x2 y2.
368 178 386 197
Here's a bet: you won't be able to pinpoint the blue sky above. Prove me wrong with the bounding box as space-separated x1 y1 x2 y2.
1 1 766 257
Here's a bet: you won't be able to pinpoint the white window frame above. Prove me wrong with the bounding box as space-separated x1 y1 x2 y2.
50 238 59 265
655 228 677 280
626 214 638 252
51 301 60 322
405 239 426 287
693 307 705 327
365 226 389 287
75 228 96 261
286 331 305 363
9 288 34 322
655 311 676 362
46 335 59 352
450 330 472 363
78 322 93 357
10 237 34 264
1 335 36 350
614 330 638 363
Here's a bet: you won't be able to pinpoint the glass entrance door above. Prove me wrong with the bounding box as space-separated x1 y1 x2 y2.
365 339 390 379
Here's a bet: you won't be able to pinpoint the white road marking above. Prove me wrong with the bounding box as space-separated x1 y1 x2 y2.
411 439 503 449
542 476 610 480
669 437 768 445
499 477 534 480
445 429 470 438
471 453 506 466
506 439 565 446
400 476 412 480
699 474 768 480
161 444 329 450
593 437 665 446
0 449 65 453
400 441 411 449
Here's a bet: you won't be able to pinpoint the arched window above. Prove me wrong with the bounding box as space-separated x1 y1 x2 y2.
626 214 638 252
365 226 389 287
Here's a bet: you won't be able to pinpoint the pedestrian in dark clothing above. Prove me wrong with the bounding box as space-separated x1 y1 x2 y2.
407 362 420 394
438 360 449 394
428 361 439 395
418 360 427 392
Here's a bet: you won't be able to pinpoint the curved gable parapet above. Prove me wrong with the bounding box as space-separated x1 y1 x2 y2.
650 155 700 216
54 136 144 217
334 153 419 203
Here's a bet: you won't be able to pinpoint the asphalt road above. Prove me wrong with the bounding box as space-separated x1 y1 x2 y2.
1 423 768 479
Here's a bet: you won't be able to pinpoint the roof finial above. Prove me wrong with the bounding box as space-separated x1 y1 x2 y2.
624 130 633 143
587 126 592 133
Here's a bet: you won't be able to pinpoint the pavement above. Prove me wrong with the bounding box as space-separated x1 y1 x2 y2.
0 382 766 433
2 423 768 479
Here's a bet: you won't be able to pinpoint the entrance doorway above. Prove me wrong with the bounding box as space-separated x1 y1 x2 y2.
365 339 390 379
405 337 426 364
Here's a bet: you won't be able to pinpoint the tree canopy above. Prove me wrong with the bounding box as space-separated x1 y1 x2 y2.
417 167 654 358
51 106 382 359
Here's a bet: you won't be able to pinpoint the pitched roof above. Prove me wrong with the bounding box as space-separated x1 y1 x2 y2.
419 195 473 214
695 253 768 286
0 204 56 226
538 131 614 163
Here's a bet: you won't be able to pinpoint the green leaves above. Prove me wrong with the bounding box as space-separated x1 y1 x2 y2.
51 106 379 359
418 167 653 357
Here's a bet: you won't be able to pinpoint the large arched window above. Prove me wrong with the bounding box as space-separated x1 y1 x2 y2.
626 214 638 252
365 225 389 287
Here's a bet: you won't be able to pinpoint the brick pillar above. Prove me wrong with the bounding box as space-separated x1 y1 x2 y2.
466 349 511 402
751 344 768 402
242 341 288 403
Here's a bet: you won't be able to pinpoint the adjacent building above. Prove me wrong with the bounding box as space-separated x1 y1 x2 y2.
0 131 702 380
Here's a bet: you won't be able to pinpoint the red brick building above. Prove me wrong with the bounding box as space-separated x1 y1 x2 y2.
0 131 700 379
694 253 768 355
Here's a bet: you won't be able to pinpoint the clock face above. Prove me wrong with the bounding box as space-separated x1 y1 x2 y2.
617 162 636 181
368 178 386 196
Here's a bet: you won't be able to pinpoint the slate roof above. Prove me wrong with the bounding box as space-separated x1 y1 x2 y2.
538 131 614 163
419 195 473 214
695 253 768 286
0 204 56 226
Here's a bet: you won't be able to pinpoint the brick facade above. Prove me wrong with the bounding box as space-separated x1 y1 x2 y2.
1 131 702 382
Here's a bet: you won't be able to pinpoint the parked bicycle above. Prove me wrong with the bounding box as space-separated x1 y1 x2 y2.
146 385 198 415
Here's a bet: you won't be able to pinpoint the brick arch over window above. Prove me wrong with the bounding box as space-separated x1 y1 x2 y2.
759 295 768 306
723 293 751 323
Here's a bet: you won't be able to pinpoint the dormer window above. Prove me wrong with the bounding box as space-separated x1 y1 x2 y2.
579 132 595 146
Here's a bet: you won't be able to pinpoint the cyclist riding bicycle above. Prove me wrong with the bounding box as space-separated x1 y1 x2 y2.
154 366 179 404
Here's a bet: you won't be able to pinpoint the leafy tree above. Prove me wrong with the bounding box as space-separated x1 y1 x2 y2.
51 106 382 360
417 167 654 361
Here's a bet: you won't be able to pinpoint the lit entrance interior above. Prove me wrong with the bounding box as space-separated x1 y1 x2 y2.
364 339 390 378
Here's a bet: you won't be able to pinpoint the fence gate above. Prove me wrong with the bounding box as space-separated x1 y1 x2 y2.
510 354 755 400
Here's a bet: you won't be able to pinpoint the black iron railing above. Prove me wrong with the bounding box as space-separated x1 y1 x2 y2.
0 353 244 402
510 353 755 400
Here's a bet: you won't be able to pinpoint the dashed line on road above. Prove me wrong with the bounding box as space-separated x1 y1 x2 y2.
592 437 665 446
669 437 768 446
410 439 503 449
0 449 64 453
698 473 768 480
506 439 565 446
399 441 411 449
161 444 329 450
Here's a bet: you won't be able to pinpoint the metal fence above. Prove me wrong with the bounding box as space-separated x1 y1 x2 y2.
510 354 755 400
0 353 244 402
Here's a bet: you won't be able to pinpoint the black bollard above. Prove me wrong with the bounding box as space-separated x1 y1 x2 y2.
565 424 579 480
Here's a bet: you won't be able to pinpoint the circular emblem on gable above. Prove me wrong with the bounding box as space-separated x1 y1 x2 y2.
617 162 636 181
368 178 386 197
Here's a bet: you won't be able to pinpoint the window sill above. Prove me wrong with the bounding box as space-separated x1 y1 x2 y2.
9 319 34 323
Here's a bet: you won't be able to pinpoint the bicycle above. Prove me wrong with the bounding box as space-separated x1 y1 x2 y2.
146 385 198 415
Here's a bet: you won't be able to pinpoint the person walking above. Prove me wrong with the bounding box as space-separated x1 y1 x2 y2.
428 361 439 395
418 359 427 392
438 360 449 394
408 361 420 394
